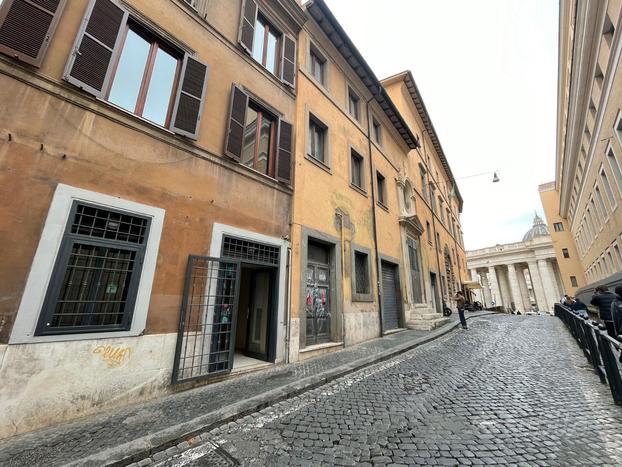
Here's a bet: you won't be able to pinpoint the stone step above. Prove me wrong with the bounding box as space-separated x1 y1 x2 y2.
407 317 452 331
410 312 445 320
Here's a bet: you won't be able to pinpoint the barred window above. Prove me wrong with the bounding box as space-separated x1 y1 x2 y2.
221 236 279 265
354 251 370 295
36 202 149 335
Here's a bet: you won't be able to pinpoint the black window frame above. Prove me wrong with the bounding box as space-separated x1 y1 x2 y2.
309 43 326 86
553 222 564 232
35 201 150 336
308 114 327 164
348 87 360 121
351 247 372 302
376 171 387 208
372 117 382 145
350 148 364 191
562 248 570 258
570 276 578 287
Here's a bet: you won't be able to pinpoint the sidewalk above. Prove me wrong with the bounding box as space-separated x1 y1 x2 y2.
0 311 494 467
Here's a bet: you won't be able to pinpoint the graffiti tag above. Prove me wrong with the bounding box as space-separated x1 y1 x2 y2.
92 345 132 367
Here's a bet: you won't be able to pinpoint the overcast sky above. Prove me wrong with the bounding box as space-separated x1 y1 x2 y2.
323 0 559 251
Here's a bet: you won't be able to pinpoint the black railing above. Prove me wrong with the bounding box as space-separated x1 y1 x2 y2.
555 303 622 405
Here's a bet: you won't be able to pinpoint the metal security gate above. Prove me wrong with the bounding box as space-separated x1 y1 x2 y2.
172 256 241 384
381 261 402 331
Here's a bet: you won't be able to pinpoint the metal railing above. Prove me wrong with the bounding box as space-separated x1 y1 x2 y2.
555 303 622 405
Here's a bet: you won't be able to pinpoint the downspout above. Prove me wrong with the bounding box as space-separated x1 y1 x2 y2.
285 246 292 363
366 86 384 337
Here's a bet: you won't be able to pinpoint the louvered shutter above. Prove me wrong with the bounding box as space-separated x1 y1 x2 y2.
63 0 127 97
0 0 67 67
276 119 293 184
238 0 257 54
170 55 209 140
281 35 296 87
224 85 249 161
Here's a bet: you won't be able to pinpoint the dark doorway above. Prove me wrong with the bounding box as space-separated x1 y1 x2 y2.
236 264 277 362
381 261 402 331
430 272 441 314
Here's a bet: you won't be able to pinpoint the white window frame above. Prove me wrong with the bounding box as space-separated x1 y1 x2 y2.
10 184 165 344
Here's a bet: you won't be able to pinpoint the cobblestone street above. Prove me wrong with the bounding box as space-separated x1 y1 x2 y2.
156 315 622 466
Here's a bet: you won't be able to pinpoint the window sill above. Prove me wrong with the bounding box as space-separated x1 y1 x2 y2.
377 201 389 213
305 153 331 174
349 183 367 197
300 341 343 353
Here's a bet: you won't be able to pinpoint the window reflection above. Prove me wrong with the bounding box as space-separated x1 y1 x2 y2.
143 48 177 126
252 16 280 76
108 30 150 114
240 103 274 176
242 107 259 168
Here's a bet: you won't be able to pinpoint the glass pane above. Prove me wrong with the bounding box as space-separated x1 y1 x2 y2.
143 47 178 126
351 156 361 187
252 20 265 64
241 107 258 168
266 30 278 74
108 30 151 114
257 115 272 175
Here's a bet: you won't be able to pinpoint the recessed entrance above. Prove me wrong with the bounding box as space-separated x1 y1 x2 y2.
235 264 277 365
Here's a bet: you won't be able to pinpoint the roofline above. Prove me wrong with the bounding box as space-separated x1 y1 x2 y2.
382 70 463 210
304 0 419 150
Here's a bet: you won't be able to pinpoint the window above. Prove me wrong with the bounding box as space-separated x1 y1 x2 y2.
436 232 440 251
420 167 428 202
430 186 437 213
595 185 608 217
607 147 622 196
241 101 277 176
309 46 326 85
553 222 564 232
614 244 622 267
308 115 327 164
106 24 182 127
353 250 371 298
252 15 281 75
570 276 578 287
350 149 364 190
601 168 617 207
348 87 360 121
562 248 570 258
426 221 432 244
224 86 293 184
64 2 208 139
36 202 150 335
604 13 615 46
376 171 387 206
372 118 382 145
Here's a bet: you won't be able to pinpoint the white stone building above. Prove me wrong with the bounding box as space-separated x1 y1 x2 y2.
466 215 564 313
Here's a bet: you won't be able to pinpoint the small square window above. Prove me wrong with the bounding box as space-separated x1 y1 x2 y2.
553 222 564 232
562 248 570 258
308 115 327 164
570 276 578 287
348 88 360 121
376 171 387 206
351 149 364 189
354 251 370 295
372 118 382 145
309 46 326 85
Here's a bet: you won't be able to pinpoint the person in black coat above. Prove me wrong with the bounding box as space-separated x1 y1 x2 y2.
611 285 622 339
591 285 617 337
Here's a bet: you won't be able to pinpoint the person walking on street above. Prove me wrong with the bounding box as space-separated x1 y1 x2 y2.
454 290 467 330
591 285 617 337
611 285 622 339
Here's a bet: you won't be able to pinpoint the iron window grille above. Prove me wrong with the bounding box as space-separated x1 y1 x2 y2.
354 251 370 295
221 236 280 266
35 202 150 336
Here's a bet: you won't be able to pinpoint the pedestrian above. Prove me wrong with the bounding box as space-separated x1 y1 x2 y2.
611 285 622 339
454 290 467 330
591 285 617 337
569 297 589 319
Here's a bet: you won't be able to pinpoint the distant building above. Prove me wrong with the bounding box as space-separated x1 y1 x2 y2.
467 214 563 313
541 0 622 288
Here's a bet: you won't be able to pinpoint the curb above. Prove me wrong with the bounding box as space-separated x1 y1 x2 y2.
73 312 497 466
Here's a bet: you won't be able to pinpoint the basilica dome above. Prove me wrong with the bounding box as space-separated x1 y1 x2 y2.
523 213 550 241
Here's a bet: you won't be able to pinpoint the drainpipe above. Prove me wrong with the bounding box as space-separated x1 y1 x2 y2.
335 212 346 346
366 86 384 337
285 246 292 364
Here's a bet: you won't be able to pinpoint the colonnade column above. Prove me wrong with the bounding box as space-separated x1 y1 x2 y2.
527 260 547 311
487 266 501 307
470 269 479 282
480 272 490 307
538 259 558 311
507 263 526 312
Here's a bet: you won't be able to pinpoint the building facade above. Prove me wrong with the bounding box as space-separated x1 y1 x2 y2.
0 0 466 437
467 215 564 313
543 0 622 287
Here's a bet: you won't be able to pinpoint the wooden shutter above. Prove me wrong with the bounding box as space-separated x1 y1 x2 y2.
276 119 293 184
171 55 209 140
224 85 249 161
281 35 296 87
63 0 127 97
238 0 257 54
0 0 67 67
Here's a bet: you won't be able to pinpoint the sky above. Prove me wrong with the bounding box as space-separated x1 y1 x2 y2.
323 0 559 251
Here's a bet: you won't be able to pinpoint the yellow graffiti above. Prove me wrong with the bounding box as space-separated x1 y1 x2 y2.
92 345 132 367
